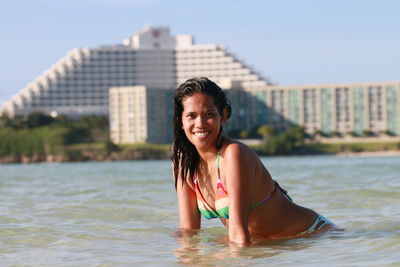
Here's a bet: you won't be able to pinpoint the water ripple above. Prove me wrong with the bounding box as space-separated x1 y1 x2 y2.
0 156 399 266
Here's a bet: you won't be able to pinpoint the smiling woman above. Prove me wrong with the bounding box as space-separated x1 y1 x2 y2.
171 77 338 245
181 93 226 153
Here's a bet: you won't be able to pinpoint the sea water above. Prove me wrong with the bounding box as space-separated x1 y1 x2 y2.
1 155 399 266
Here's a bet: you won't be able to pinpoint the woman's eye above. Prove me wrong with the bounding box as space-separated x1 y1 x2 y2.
207 112 215 117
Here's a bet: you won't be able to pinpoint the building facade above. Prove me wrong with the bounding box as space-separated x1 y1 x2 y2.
109 86 174 144
0 26 268 117
109 81 400 144
243 81 400 136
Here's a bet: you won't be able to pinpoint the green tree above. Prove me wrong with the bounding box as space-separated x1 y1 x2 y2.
363 130 374 137
349 131 359 137
239 130 249 139
52 114 71 126
26 112 54 128
104 141 120 155
262 125 306 155
0 114 25 129
285 125 305 146
257 125 275 139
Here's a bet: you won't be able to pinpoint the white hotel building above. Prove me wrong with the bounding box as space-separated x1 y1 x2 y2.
1 26 399 144
0 26 268 118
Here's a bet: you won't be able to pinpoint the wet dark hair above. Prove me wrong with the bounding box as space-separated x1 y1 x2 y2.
172 77 232 189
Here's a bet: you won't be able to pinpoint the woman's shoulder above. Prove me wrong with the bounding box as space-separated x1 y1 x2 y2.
220 138 263 183
221 138 258 163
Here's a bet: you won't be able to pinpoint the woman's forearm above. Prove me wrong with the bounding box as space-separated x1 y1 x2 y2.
228 225 251 245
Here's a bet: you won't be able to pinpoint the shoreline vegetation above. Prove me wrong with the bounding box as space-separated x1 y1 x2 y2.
1 113 400 164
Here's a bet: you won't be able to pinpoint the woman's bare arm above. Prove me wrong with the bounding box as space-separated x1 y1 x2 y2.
224 143 253 245
176 172 201 230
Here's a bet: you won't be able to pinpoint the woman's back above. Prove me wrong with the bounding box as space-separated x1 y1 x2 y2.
212 139 319 238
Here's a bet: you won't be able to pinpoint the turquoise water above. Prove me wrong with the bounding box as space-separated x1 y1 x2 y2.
1 155 399 266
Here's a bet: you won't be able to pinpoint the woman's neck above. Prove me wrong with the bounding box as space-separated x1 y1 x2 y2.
197 149 219 163
196 134 224 162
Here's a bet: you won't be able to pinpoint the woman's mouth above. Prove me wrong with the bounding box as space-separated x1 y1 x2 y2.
193 131 210 137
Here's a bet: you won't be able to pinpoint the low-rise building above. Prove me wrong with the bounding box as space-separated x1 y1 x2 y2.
109 81 400 144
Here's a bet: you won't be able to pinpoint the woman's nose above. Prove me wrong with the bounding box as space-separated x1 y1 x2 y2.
195 115 206 127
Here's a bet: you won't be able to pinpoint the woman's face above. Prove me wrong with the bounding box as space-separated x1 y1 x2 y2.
181 93 225 152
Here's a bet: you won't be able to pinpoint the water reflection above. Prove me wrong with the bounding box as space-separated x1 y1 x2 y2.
173 228 318 266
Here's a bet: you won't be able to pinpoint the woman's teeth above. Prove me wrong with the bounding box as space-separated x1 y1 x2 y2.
194 132 209 137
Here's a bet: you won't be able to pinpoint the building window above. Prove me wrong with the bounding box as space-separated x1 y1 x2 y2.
368 86 383 121
335 87 350 122
303 89 317 123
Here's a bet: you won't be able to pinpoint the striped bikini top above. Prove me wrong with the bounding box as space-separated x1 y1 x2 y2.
193 153 291 219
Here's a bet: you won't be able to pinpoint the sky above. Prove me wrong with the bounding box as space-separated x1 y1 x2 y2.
1 0 399 104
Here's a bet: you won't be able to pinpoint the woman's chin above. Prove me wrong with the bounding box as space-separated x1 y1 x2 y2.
187 134 219 151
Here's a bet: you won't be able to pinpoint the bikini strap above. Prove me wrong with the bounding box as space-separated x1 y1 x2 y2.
216 152 221 182
216 152 221 169
193 171 218 213
275 181 293 202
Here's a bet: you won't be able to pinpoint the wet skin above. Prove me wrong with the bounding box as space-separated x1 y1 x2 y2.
177 93 326 244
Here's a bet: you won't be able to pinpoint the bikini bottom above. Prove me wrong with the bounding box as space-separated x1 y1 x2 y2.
305 214 334 232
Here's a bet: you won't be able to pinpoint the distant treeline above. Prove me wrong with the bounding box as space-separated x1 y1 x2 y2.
0 112 307 162
256 125 308 155
0 113 173 163
1 113 399 163
251 125 400 155
0 113 111 162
